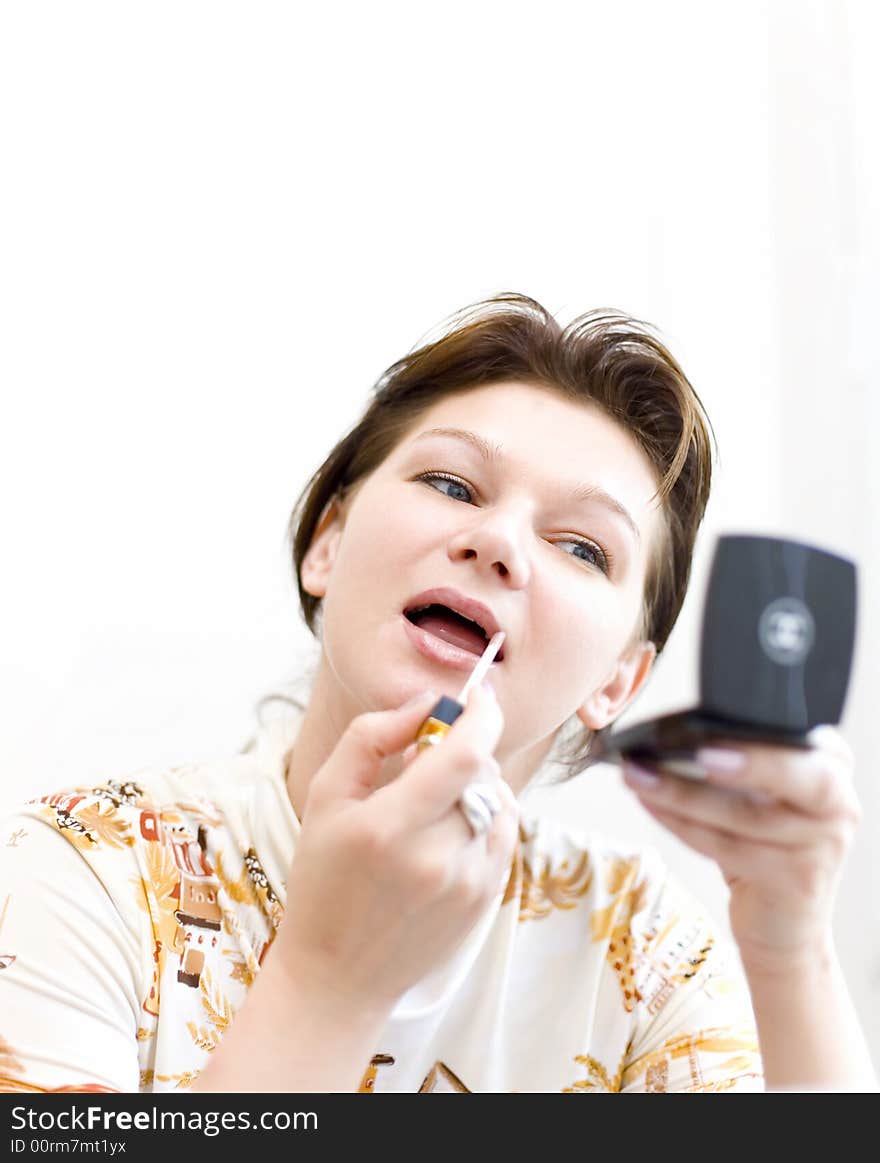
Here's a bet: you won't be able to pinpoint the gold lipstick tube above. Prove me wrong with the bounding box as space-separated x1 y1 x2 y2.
413 630 505 752
415 695 465 751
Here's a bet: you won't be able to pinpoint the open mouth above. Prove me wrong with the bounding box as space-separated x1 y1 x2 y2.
403 603 505 662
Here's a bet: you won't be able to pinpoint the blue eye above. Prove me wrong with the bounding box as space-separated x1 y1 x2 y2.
417 471 473 504
414 471 613 576
557 539 609 573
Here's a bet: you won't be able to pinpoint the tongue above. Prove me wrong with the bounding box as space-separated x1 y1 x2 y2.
414 612 487 655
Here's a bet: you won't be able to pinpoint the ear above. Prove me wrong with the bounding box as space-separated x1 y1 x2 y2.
574 639 657 732
300 493 348 600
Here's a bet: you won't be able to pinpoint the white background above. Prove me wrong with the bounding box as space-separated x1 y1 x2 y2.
2 1 878 1071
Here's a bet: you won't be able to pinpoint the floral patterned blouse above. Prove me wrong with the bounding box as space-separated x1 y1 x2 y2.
0 703 763 1093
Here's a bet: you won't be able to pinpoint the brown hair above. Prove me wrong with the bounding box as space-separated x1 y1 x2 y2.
286 293 716 777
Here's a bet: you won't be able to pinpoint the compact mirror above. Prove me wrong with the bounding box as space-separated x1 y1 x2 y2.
590 534 858 778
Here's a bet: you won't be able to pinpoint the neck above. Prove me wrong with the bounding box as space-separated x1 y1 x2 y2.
284 660 559 821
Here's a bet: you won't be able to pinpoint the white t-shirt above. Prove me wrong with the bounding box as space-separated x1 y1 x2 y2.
0 702 763 1093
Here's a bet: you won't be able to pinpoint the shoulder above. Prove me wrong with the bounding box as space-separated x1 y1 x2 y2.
0 747 294 989
0 749 290 875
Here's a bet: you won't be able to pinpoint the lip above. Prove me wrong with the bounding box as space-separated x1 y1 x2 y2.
400 614 504 674
402 587 506 659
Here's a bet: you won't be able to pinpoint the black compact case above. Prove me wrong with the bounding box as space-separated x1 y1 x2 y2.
590 534 858 778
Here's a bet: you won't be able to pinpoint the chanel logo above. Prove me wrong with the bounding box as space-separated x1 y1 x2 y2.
757 597 815 666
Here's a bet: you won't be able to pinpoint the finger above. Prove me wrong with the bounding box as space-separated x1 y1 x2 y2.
451 775 507 846
310 690 439 805
406 767 514 878
805 725 855 764
632 795 848 913
692 740 858 820
443 776 520 896
621 762 851 848
633 798 781 880
401 742 419 769
484 779 520 882
380 684 505 827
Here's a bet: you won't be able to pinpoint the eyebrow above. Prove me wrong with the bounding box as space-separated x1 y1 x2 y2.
411 426 641 546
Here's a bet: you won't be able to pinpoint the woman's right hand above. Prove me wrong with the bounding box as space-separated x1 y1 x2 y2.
275 685 518 1018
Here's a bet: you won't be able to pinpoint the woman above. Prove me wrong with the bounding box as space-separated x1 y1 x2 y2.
0 294 874 1093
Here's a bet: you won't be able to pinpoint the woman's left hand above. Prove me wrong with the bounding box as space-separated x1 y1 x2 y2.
622 726 862 976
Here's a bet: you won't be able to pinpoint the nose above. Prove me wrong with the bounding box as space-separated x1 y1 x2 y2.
447 505 530 587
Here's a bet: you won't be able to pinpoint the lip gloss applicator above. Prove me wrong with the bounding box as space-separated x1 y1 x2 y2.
414 631 506 752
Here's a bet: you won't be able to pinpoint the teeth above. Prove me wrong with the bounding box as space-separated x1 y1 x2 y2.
408 603 489 637
459 613 487 636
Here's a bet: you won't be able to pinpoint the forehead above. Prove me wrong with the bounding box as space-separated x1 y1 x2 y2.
394 380 662 525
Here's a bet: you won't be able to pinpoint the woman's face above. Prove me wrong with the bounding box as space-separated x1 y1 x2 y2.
301 381 662 789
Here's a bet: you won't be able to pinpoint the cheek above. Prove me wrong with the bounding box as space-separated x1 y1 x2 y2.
368 499 446 584
323 496 429 625
541 596 630 682
339 508 425 575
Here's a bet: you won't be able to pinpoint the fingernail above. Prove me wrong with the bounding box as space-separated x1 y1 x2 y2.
696 747 747 774
623 761 662 788
480 676 496 697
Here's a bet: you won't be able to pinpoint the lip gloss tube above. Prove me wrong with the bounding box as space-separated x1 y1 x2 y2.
414 631 505 751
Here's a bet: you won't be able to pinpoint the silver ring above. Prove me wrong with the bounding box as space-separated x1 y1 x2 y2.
458 783 502 838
